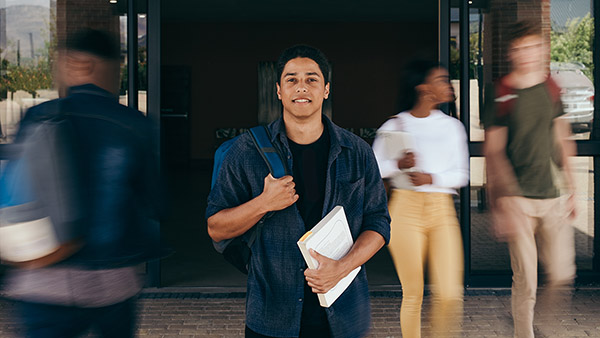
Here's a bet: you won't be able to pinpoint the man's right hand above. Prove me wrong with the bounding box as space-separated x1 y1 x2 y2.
259 174 299 212
397 152 415 169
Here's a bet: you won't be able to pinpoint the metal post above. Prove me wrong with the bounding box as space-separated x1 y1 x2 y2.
439 0 450 68
29 32 34 59
477 9 484 119
439 0 450 114
127 0 138 109
593 0 600 273
459 0 471 286
146 0 161 287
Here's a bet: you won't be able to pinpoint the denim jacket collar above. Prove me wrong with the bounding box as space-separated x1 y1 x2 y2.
68 84 118 101
270 114 354 156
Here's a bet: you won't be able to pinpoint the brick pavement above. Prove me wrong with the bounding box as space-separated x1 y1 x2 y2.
1 289 599 337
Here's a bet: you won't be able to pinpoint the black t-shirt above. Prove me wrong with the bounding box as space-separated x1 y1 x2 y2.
288 125 330 231
288 124 331 335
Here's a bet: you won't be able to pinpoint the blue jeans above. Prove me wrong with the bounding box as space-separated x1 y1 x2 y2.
17 298 136 338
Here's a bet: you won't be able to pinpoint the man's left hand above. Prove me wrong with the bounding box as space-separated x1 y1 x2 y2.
407 172 432 186
304 249 348 294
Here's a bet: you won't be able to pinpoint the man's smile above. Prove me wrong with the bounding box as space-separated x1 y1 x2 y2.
292 98 312 103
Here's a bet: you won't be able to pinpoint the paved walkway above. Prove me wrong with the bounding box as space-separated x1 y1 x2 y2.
1 288 599 337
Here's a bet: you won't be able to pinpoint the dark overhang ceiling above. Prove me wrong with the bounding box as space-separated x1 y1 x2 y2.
161 0 439 23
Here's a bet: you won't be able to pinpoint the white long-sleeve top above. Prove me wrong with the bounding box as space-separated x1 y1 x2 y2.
372 110 469 194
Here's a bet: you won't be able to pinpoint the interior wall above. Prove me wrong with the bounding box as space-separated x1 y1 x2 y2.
162 22 438 160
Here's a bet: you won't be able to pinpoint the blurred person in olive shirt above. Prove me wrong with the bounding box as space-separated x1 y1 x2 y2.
483 20 577 338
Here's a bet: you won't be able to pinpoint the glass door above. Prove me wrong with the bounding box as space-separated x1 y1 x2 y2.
451 0 600 286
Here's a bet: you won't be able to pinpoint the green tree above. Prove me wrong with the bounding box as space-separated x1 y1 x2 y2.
3 62 52 99
551 14 594 81
119 47 148 95
449 31 481 80
1 13 55 99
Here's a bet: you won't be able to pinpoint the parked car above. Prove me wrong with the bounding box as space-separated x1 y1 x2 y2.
550 62 594 133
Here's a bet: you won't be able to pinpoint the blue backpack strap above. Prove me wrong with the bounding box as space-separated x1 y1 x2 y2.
211 136 239 189
211 126 288 260
245 125 289 249
248 126 288 178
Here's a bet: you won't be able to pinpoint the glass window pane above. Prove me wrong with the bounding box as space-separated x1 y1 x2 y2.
118 8 147 114
1 0 57 144
1 0 128 145
550 3 594 140
470 157 511 271
118 13 129 107
137 12 147 114
474 0 594 142
572 156 594 270
470 157 595 272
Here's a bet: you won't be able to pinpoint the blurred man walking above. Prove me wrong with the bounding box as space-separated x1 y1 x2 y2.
483 20 577 338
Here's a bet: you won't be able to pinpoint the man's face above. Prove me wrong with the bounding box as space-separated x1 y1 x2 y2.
277 57 330 120
508 34 545 73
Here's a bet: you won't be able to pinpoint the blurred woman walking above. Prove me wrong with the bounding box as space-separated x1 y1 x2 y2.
372 60 469 338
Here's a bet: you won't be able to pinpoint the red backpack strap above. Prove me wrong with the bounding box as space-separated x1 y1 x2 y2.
545 76 562 104
494 76 517 119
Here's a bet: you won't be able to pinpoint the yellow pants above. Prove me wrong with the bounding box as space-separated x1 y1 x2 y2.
387 189 464 338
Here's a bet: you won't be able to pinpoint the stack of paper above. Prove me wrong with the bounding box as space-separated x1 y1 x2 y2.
297 206 360 308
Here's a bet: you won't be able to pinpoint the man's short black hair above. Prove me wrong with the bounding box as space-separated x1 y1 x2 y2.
276 45 331 84
61 28 120 61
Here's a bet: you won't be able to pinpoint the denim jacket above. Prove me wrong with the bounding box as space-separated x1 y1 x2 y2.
14 84 163 268
207 115 390 338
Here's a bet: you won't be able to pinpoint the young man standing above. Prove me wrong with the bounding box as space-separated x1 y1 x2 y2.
207 45 390 338
483 20 577 338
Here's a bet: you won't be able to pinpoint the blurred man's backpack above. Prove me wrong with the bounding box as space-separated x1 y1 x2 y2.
0 106 85 268
211 126 288 274
0 100 169 269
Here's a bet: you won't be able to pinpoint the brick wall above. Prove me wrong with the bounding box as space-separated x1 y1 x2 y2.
485 0 551 82
56 0 119 46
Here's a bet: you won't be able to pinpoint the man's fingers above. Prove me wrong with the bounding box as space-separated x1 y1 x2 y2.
306 279 325 294
266 174 294 183
279 175 295 184
309 249 325 264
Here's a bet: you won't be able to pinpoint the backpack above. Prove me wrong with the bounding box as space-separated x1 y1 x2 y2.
211 126 288 274
0 107 86 268
0 101 170 269
495 76 561 118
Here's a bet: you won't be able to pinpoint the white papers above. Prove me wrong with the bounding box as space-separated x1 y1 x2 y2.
297 206 360 308
376 130 416 160
376 130 418 190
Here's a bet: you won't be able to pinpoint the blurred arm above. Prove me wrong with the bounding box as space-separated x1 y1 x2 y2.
430 123 470 189
483 126 520 201
553 117 576 193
